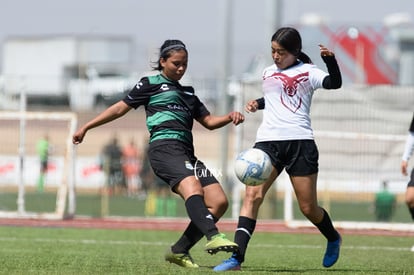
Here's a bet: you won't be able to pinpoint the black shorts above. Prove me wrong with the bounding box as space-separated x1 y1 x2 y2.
408 169 414 187
254 140 319 176
148 141 218 191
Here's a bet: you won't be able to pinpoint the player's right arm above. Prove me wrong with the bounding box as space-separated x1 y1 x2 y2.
72 101 132 144
245 97 265 113
402 160 409 176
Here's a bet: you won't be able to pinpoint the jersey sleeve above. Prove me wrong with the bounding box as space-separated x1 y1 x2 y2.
308 64 329 90
122 77 152 109
193 95 210 119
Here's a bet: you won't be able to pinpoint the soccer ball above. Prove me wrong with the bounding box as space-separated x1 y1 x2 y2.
234 148 272 186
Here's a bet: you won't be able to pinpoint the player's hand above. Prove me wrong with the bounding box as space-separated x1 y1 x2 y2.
72 129 87 144
319 44 334 57
245 100 259 113
228 111 245 125
401 160 409 176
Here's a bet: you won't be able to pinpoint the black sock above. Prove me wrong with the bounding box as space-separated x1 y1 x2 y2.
184 195 219 240
314 208 340 242
172 216 219 254
233 216 256 263
409 207 414 220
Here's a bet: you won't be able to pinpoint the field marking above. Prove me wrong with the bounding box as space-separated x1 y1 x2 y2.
0 237 168 246
0 237 411 252
252 243 411 252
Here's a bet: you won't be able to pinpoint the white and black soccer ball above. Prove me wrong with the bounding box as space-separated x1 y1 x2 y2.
234 148 272 186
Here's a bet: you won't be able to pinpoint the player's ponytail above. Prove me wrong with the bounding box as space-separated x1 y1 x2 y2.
298 51 312 64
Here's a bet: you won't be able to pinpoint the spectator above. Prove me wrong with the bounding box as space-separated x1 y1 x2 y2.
400 113 414 251
374 180 396 222
36 134 50 192
102 136 124 195
122 138 143 198
401 113 414 220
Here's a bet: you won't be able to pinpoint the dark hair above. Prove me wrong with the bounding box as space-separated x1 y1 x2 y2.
271 27 312 64
152 39 187 71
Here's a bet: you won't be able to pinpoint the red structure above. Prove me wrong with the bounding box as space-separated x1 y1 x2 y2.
320 25 397 85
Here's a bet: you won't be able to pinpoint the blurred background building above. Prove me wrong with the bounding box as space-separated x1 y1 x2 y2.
0 0 413 111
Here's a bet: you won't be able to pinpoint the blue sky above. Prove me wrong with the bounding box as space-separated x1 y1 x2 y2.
1 0 413 78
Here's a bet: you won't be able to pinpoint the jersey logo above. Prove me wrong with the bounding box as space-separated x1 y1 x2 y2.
185 161 194 170
167 104 188 112
161 84 169 91
135 81 143 89
270 72 309 113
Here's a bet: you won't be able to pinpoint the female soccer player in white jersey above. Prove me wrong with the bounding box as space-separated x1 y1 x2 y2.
214 27 342 271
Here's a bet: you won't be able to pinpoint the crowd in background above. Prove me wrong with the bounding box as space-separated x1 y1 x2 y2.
100 136 177 216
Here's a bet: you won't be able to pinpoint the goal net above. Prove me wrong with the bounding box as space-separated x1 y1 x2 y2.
232 82 414 232
0 111 77 220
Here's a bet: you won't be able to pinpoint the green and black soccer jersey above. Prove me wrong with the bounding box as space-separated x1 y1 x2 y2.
123 74 210 148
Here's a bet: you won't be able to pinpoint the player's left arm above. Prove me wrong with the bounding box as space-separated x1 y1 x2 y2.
319 44 342 89
197 112 245 130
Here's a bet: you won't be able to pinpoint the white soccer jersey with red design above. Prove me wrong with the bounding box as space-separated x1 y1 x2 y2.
256 62 328 142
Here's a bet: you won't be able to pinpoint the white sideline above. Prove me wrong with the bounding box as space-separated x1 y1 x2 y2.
287 220 414 232
0 236 411 252
0 210 63 220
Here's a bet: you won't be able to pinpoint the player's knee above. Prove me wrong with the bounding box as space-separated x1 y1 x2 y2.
213 193 228 209
405 187 414 205
205 192 228 218
405 193 414 207
299 204 318 218
218 199 229 214
406 198 414 208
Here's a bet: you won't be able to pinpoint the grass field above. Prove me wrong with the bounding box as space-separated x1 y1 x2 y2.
0 225 413 274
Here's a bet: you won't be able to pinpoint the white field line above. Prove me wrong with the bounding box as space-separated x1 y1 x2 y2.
0 237 411 252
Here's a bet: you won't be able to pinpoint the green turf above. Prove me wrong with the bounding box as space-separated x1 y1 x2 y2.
0 226 412 274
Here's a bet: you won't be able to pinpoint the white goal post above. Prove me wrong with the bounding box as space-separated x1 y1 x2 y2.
0 111 77 220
